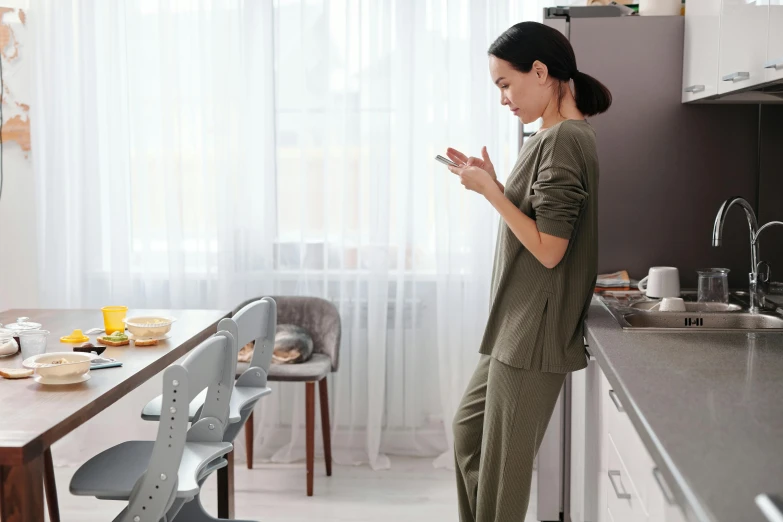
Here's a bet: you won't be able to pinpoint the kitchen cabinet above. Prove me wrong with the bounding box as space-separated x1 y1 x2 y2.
767 2 783 83
717 0 769 94
682 0 722 101
571 349 690 522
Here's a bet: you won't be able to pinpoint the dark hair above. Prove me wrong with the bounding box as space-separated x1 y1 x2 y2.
488 21 612 117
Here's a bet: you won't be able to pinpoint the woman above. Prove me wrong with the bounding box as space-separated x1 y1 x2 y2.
446 21 611 522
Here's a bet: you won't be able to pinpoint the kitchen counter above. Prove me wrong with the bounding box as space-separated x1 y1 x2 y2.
585 298 783 522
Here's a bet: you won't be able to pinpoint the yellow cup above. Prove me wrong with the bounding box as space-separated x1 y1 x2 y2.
102 306 128 335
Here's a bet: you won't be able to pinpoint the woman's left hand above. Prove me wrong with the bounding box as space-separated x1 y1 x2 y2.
448 164 500 197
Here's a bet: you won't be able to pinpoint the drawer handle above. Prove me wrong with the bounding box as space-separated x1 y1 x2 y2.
756 494 783 522
608 389 624 413
684 84 705 93
764 59 783 71
653 467 677 505
722 71 750 82
608 470 632 500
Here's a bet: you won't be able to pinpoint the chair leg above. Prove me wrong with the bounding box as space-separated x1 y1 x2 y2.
217 449 234 519
318 377 332 477
305 381 315 496
43 448 60 522
245 411 254 470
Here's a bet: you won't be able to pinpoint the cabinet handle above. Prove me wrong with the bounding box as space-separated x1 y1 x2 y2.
608 470 632 500
653 467 677 505
608 389 624 413
764 59 783 71
756 494 783 522
684 84 705 93
722 71 750 82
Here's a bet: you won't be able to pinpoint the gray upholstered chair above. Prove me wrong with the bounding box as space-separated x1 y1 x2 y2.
236 295 341 496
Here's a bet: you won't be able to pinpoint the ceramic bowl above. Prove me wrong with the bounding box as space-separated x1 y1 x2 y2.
23 351 97 380
123 316 177 339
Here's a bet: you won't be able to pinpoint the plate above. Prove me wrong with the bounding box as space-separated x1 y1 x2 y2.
34 373 91 385
128 332 172 342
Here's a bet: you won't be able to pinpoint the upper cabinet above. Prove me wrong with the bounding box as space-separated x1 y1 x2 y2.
682 0 722 101
768 1 783 83
683 0 783 101
717 0 769 94
682 0 720 102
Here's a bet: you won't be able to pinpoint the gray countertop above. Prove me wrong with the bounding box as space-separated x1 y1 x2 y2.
585 298 783 522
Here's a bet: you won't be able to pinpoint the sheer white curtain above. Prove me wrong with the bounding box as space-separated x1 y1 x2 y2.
31 0 520 470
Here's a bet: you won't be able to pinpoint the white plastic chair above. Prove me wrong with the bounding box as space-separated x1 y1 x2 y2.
69 330 237 522
139 297 276 520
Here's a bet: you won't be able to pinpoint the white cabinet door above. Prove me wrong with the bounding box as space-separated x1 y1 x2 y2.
767 1 783 82
718 0 770 93
682 0 722 101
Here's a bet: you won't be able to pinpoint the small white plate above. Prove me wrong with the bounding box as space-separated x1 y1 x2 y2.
128 332 172 342
34 373 91 385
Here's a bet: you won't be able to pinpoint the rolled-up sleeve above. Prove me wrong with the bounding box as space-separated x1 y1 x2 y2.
530 164 588 240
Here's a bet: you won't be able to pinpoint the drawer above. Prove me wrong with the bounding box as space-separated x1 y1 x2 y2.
603 377 657 513
606 433 647 522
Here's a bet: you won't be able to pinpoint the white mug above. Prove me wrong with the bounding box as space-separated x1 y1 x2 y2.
638 267 680 299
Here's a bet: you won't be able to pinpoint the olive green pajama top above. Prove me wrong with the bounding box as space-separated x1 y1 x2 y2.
478 119 599 373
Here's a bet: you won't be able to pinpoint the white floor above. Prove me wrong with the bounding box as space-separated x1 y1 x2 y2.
52 457 538 521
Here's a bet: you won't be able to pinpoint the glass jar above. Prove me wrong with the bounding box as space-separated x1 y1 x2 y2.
697 268 730 304
18 329 50 359
4 317 42 346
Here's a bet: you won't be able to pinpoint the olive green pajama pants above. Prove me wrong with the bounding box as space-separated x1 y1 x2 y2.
453 355 566 522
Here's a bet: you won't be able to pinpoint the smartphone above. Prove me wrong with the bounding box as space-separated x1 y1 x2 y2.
435 154 459 168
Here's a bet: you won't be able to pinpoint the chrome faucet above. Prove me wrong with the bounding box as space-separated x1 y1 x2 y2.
712 197 765 312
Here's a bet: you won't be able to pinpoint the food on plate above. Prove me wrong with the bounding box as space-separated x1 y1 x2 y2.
134 338 159 347
97 331 130 347
0 367 34 379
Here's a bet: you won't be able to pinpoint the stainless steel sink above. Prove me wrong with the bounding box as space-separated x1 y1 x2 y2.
628 301 742 312
621 311 783 332
598 293 783 332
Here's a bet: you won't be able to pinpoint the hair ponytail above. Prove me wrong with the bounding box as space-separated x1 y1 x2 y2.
488 22 612 117
572 70 612 117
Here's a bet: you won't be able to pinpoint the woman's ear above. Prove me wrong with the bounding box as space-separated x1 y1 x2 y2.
532 60 549 84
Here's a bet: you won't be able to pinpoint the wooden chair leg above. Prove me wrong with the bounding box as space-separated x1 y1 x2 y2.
306 381 315 496
43 448 60 522
318 377 332 477
245 411 254 470
217 449 235 519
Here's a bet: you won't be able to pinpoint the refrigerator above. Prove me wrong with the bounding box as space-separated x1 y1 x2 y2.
533 8 762 522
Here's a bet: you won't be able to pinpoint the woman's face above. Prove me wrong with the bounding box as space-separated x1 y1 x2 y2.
489 55 550 125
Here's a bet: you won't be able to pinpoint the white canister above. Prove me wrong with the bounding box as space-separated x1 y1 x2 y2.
639 0 682 16
0 328 19 357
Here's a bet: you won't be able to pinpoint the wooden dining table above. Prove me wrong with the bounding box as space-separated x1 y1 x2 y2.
0 308 231 522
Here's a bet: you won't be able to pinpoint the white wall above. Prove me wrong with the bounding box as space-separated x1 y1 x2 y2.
0 0 37 311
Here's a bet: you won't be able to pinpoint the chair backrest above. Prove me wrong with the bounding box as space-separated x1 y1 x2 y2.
221 296 276 385
118 331 236 522
272 295 341 371
233 295 340 371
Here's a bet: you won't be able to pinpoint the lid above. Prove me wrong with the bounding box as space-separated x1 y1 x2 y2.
4 317 42 333
696 268 730 275
60 329 90 344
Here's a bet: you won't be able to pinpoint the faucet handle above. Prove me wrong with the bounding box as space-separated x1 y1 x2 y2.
756 260 771 283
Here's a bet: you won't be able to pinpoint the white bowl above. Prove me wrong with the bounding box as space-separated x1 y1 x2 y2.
23 351 97 380
123 316 177 339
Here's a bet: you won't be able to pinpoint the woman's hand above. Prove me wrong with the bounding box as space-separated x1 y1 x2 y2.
448 164 501 197
447 146 496 180
446 145 504 193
